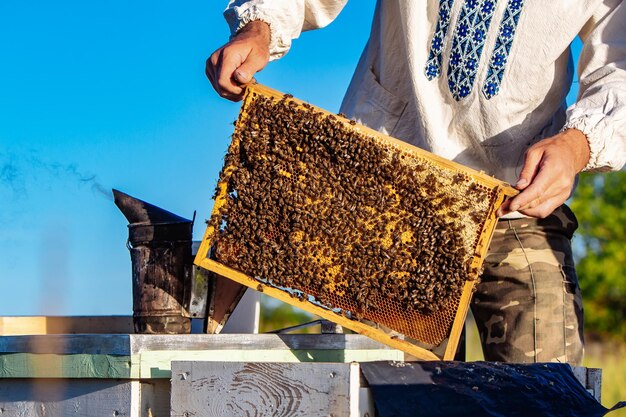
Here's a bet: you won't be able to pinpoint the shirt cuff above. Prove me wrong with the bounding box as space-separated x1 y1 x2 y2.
562 110 610 172
224 4 291 60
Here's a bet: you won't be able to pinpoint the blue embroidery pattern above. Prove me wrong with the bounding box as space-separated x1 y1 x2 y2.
482 0 525 99
424 0 455 80
446 0 498 101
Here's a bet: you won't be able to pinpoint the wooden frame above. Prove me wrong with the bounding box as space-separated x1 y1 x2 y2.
171 361 368 417
195 83 518 361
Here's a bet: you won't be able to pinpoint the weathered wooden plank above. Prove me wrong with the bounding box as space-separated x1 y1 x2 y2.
0 379 133 417
0 334 402 379
0 316 134 335
205 275 248 334
571 365 587 385
171 361 356 417
138 349 402 378
586 368 602 403
0 334 132 355
131 334 396 353
0 349 401 379
0 379 172 417
571 365 603 403
220 289 260 333
140 380 171 417
0 334 396 355
359 387 376 417
0 353 132 379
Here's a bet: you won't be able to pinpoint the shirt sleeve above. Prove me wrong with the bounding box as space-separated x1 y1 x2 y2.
224 0 348 61
563 0 626 172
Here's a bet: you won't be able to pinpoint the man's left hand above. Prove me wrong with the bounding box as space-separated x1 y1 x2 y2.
498 129 590 218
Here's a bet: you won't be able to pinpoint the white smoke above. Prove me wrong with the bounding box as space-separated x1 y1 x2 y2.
0 150 112 201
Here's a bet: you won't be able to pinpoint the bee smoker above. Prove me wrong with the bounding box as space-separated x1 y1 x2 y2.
113 189 193 334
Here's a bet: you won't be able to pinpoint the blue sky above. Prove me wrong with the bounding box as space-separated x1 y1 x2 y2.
0 2 581 316
0 1 376 315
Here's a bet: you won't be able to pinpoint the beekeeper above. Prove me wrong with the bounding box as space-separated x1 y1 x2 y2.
206 1 626 365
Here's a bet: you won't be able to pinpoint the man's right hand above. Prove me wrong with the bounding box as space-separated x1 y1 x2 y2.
206 20 271 102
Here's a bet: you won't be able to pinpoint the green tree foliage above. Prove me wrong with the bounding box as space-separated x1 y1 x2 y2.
570 171 626 340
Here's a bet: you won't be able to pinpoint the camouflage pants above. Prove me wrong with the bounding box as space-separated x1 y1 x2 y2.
470 205 584 365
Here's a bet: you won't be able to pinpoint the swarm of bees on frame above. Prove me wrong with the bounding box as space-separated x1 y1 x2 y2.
209 91 497 327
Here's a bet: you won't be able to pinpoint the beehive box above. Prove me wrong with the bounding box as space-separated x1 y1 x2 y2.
195 83 518 360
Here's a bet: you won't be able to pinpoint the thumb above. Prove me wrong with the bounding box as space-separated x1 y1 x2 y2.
234 50 268 84
516 147 544 190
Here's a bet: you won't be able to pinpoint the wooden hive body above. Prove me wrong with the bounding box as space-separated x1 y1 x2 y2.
195 84 517 360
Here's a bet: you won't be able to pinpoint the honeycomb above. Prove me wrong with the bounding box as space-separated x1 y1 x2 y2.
202 84 513 350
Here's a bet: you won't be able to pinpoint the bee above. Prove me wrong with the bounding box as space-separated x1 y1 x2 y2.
470 212 483 225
